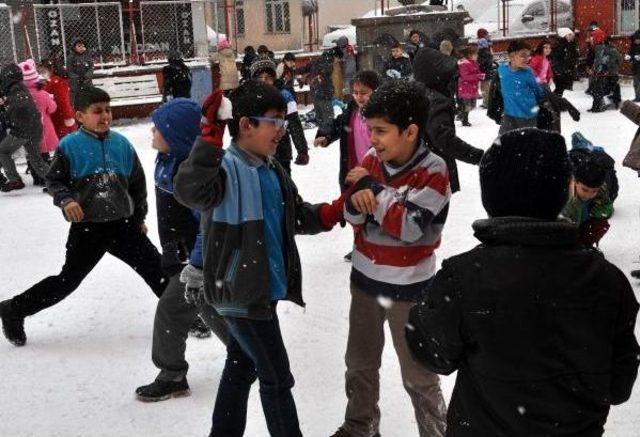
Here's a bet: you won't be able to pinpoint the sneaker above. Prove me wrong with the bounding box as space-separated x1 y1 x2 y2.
135 377 191 402
0 179 25 192
188 316 211 339
0 300 26 346
631 270 640 279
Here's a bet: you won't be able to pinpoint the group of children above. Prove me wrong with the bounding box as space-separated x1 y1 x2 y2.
0 29 638 437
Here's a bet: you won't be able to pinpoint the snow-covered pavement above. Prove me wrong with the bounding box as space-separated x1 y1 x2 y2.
0 81 639 436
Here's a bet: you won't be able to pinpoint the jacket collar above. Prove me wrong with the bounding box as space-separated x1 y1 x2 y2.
80 126 110 141
472 217 579 247
381 141 430 181
228 142 270 168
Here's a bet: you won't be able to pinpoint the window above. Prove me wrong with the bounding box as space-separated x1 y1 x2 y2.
235 0 245 35
618 0 639 34
265 0 290 33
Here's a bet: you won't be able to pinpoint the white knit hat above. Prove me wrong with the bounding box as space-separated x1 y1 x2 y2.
557 28 574 39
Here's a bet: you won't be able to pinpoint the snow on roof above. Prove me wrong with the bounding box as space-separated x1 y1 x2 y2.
322 26 356 48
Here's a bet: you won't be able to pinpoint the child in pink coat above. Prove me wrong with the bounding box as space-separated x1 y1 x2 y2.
457 44 485 126
18 59 58 158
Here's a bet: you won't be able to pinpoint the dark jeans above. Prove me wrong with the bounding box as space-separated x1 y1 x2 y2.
592 75 621 110
314 98 335 136
152 274 229 382
11 219 167 318
210 306 302 437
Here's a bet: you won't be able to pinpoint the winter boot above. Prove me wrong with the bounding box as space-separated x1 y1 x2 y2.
461 111 471 127
135 377 191 402
27 161 45 186
1 179 25 192
188 316 211 339
329 428 380 437
0 300 26 346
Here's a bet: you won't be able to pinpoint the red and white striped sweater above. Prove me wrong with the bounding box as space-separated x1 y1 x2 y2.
344 143 451 302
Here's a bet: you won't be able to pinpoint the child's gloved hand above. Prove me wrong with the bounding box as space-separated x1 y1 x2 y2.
568 106 581 122
294 152 309 166
200 88 231 148
180 264 204 306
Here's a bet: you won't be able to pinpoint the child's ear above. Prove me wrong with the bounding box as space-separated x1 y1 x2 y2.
406 124 419 142
238 116 253 135
75 111 84 124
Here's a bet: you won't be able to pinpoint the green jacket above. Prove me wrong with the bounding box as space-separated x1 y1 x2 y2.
562 185 613 225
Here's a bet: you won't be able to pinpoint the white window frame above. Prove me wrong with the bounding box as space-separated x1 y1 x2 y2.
264 0 290 34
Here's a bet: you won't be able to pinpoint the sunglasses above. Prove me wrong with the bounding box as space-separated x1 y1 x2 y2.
250 116 288 131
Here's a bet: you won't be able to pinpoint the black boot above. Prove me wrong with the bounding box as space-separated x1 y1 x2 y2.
0 300 26 346
1 179 25 192
135 377 190 402
631 270 640 279
461 111 471 126
188 315 211 339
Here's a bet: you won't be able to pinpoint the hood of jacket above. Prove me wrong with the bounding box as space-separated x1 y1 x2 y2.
0 63 24 95
413 47 458 95
472 217 578 247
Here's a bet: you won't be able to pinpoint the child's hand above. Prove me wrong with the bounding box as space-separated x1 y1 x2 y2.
346 167 369 185
314 137 328 147
351 189 378 215
63 201 84 222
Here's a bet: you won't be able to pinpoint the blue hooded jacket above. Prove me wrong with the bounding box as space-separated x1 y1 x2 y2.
152 98 201 194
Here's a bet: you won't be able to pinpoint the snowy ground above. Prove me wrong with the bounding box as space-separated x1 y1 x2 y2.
1 81 640 436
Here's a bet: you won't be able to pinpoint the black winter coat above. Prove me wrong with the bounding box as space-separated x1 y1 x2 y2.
477 47 494 77
298 51 334 101
0 64 43 141
382 56 413 79
407 217 640 437
424 88 484 193
551 38 579 89
162 60 192 101
316 100 358 190
629 31 640 75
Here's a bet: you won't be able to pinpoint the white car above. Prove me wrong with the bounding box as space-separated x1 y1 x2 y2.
465 0 573 37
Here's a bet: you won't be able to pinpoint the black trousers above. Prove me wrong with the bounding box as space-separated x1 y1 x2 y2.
11 219 167 318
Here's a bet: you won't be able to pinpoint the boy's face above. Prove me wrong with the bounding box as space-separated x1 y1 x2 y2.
366 116 419 166
410 34 421 44
352 82 374 109
151 126 170 154
239 108 287 157
76 102 112 134
74 42 86 54
391 47 404 59
575 182 600 201
255 72 275 86
285 60 296 68
509 49 530 69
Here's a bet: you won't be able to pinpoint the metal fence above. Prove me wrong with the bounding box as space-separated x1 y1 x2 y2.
33 2 125 67
0 5 17 64
140 0 223 62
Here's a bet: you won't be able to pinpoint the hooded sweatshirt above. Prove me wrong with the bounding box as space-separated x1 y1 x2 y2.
0 64 43 141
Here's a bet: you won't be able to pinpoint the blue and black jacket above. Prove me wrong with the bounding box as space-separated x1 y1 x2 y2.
174 138 331 320
46 127 147 224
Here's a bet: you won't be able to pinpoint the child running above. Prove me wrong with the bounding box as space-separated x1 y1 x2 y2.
457 44 485 127
0 86 167 346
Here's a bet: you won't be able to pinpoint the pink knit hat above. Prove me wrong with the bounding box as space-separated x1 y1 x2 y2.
217 39 232 50
18 59 39 83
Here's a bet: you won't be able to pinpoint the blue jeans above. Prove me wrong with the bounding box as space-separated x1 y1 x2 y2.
210 306 302 437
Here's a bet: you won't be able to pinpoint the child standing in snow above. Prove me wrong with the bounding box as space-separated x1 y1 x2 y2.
250 57 309 170
382 41 413 80
18 59 58 186
162 50 192 102
314 70 380 191
0 86 168 347
492 40 545 134
40 56 77 139
330 80 449 437
407 128 639 437
135 97 229 402
457 44 485 127
529 39 554 88
66 37 94 107
174 80 345 436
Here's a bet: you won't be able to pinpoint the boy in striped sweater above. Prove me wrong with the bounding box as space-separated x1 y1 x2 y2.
331 80 450 437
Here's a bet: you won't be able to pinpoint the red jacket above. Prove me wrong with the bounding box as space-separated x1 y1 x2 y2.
457 58 485 99
44 75 76 139
529 54 554 85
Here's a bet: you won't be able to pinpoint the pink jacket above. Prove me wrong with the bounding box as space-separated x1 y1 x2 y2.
529 54 554 85
457 58 485 100
24 80 59 153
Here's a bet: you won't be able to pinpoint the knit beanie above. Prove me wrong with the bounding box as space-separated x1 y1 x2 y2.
480 128 573 220
151 98 201 159
18 59 39 84
217 38 232 50
573 156 607 188
250 56 277 78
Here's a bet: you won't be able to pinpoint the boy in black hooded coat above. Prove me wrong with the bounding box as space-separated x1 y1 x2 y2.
162 50 192 101
407 128 639 437
413 47 484 193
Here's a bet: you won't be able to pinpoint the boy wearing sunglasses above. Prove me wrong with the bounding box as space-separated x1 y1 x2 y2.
174 80 345 436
